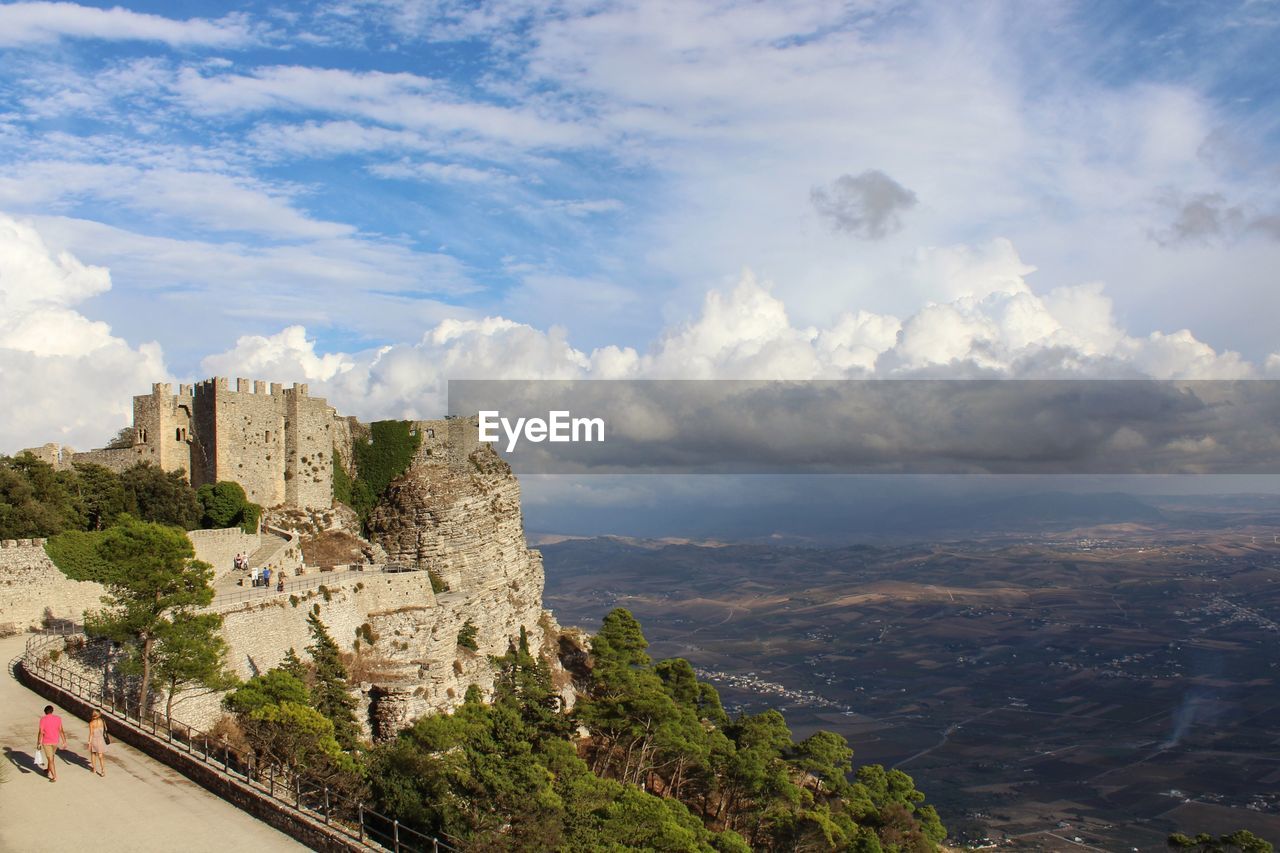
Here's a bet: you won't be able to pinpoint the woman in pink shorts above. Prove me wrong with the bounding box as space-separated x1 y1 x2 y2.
36 705 67 782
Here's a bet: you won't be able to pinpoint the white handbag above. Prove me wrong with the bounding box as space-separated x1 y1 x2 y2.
34 748 46 769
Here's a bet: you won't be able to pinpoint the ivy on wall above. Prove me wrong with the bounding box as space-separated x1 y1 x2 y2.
335 421 421 524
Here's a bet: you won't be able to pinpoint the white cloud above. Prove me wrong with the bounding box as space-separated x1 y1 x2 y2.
0 161 354 240
176 65 595 150
0 213 166 452
202 315 600 420
201 325 354 382
369 159 516 185
198 239 1266 428
0 2 255 48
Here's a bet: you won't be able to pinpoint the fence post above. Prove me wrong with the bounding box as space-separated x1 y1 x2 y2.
295 775 301 809
203 736 208 761
323 786 330 824
393 820 401 853
358 803 364 842
269 767 275 798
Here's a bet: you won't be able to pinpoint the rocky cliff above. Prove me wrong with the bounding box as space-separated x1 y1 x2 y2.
360 441 565 735
203 438 567 738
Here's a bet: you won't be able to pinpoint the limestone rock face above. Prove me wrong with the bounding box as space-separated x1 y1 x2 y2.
358 444 566 733
368 445 528 589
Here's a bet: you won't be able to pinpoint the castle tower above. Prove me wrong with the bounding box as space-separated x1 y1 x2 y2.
69 377 339 512
130 383 194 477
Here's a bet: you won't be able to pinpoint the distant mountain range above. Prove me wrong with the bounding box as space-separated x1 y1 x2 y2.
530 489 1280 546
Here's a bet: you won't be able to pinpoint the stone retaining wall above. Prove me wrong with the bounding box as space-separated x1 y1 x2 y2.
0 540 104 636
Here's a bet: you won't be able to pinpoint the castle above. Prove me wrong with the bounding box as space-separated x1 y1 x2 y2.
6 377 565 732
26 378 343 510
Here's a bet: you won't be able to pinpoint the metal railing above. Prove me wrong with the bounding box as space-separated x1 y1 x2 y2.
16 631 460 853
207 563 429 611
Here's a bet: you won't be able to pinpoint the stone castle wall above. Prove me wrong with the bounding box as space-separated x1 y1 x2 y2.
0 540 105 636
0 528 260 635
199 377 336 510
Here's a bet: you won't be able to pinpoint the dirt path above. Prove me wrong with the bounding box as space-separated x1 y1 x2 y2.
0 634 304 853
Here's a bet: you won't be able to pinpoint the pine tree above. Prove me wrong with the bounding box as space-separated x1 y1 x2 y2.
305 611 361 751
280 647 309 682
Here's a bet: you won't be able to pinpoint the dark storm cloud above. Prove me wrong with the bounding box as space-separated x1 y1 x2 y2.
447 380 1280 475
810 170 918 239
1153 191 1280 246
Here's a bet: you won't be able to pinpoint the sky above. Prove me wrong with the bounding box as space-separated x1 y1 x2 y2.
2 0 1280 457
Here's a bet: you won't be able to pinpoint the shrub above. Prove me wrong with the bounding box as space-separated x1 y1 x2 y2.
44 530 109 581
456 620 479 652
196 481 262 532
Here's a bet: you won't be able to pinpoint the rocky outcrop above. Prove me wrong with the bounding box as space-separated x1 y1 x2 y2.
359 443 565 733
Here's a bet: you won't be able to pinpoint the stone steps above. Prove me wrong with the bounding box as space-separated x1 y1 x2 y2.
247 531 290 568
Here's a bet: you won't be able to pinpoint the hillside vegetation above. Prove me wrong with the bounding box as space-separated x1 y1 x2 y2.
228 607 947 852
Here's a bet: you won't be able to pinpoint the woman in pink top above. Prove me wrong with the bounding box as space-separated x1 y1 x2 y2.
36 705 67 782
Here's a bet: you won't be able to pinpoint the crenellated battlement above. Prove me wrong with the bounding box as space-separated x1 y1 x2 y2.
190 377 310 399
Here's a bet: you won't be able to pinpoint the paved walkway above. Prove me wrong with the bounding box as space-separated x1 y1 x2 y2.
0 634 305 853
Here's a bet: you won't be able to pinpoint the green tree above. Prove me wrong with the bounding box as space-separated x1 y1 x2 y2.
196 481 262 532
152 611 238 723
105 426 137 449
119 463 200 529
280 647 309 682
225 668 360 790
792 730 854 793
305 611 361 751
83 516 215 715
457 619 479 651
579 609 684 786
44 529 109 581
1169 831 1274 853
68 462 128 531
0 453 80 538
226 668 312 717
491 626 569 743
248 701 357 782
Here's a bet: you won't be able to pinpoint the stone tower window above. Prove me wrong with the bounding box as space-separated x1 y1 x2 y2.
265 430 272 442
427 429 435 439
